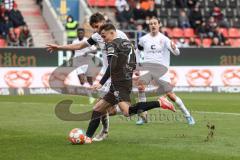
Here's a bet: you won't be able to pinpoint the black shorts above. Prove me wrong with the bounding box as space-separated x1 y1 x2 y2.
103 81 132 105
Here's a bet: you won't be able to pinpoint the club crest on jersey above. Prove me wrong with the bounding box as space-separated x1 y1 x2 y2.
114 91 119 97
122 41 131 48
107 47 115 54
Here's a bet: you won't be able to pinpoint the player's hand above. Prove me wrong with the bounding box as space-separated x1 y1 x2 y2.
92 83 102 90
170 41 176 51
46 44 60 53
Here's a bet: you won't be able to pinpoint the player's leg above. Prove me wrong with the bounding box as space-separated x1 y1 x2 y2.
92 83 122 142
85 61 99 104
85 98 112 143
93 104 122 142
92 92 176 143
77 74 94 107
77 74 86 85
92 97 110 141
136 84 148 125
74 56 88 86
134 68 152 125
117 83 176 117
92 78 111 141
86 76 93 85
166 92 195 125
118 96 175 117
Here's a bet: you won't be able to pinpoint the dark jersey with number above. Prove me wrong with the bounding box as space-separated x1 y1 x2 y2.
100 38 136 86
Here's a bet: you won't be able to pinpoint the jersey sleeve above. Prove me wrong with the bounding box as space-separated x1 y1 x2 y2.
116 30 129 40
164 36 180 56
106 43 118 57
99 66 110 85
72 39 78 44
100 43 118 85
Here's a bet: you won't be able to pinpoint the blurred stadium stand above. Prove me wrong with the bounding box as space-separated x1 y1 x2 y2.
0 0 55 47
84 0 240 48
15 0 55 47
1 0 240 48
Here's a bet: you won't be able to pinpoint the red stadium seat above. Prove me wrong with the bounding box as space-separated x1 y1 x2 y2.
228 28 240 38
228 39 234 45
172 28 184 38
0 39 7 47
202 38 212 48
218 28 228 37
87 0 115 7
229 39 240 47
184 38 190 44
164 28 173 37
195 38 201 46
183 28 195 38
234 39 240 47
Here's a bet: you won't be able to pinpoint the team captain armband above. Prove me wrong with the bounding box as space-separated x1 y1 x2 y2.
137 44 144 51
87 37 97 45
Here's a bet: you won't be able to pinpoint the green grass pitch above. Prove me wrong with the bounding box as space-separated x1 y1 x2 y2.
0 93 240 160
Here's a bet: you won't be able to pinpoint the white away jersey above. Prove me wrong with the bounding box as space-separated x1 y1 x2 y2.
138 32 180 67
72 37 96 57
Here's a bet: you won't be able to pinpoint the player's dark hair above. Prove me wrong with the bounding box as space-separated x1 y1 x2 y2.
77 28 84 32
99 23 116 33
89 12 105 26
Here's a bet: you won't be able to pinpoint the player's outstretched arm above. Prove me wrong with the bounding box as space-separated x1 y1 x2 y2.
46 42 89 53
166 39 180 56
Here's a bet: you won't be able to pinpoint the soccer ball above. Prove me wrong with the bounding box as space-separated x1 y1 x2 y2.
68 128 86 144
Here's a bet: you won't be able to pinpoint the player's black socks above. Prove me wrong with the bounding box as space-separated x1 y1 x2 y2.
129 101 160 115
86 111 102 138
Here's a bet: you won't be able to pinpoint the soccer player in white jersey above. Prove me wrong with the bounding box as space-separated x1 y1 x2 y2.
135 17 195 125
47 12 128 141
72 28 97 104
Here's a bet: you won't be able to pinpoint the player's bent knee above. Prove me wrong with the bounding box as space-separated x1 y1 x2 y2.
107 107 117 116
122 111 130 117
93 102 105 112
93 105 102 112
167 92 176 101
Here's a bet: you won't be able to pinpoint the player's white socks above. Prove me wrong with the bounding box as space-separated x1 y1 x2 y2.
101 113 109 133
175 96 191 117
138 92 147 102
138 92 147 120
100 105 121 136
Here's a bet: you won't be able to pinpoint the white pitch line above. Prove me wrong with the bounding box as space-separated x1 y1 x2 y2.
1 101 240 116
193 111 240 116
0 101 91 106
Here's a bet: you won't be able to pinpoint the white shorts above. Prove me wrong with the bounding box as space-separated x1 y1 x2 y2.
136 65 173 93
75 65 88 75
159 71 171 83
73 55 101 77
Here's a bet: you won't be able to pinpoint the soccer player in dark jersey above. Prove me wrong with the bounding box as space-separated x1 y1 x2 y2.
84 23 176 143
46 13 129 141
